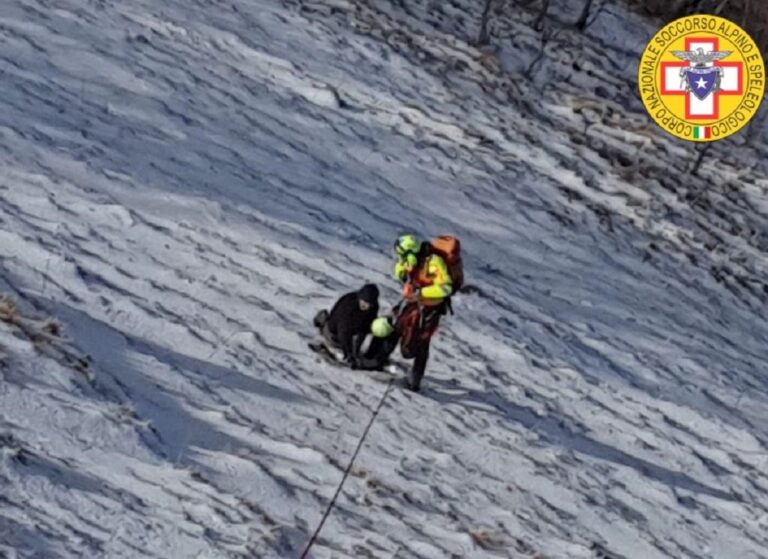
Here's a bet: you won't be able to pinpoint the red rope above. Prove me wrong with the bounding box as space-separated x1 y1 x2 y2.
299 378 394 558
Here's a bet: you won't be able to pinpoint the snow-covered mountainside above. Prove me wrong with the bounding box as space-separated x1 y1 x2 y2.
2 1 768 558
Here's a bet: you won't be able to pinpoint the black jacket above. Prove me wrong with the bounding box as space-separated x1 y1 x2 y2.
326 284 379 363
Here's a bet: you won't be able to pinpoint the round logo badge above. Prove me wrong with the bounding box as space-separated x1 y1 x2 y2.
638 15 765 142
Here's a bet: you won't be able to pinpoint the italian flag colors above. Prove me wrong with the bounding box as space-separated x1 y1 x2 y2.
693 126 711 140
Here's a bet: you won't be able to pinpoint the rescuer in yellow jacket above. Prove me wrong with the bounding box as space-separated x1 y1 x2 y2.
365 234 452 391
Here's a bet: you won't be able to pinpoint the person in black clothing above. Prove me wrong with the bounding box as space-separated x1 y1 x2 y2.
313 283 379 367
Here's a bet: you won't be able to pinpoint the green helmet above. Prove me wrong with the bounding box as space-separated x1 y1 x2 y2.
371 317 394 338
394 234 420 256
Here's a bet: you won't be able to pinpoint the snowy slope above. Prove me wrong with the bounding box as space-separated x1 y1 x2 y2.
1 1 768 558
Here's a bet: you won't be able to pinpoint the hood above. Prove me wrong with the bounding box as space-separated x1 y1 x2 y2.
358 283 380 304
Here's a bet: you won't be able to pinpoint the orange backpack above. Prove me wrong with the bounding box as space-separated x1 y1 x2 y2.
428 235 464 293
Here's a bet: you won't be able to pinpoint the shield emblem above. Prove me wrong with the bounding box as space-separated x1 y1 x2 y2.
685 68 719 100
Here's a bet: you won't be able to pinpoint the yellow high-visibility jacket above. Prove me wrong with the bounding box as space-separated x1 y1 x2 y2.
394 253 453 305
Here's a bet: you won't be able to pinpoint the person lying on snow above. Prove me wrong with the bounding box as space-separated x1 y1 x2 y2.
313 283 379 367
361 233 462 392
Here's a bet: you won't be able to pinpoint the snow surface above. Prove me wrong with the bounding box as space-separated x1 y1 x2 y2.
1 0 768 558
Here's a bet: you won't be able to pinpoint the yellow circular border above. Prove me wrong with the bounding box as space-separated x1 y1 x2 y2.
638 14 765 142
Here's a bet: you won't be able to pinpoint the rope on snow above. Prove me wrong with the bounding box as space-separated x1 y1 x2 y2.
299 378 395 559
